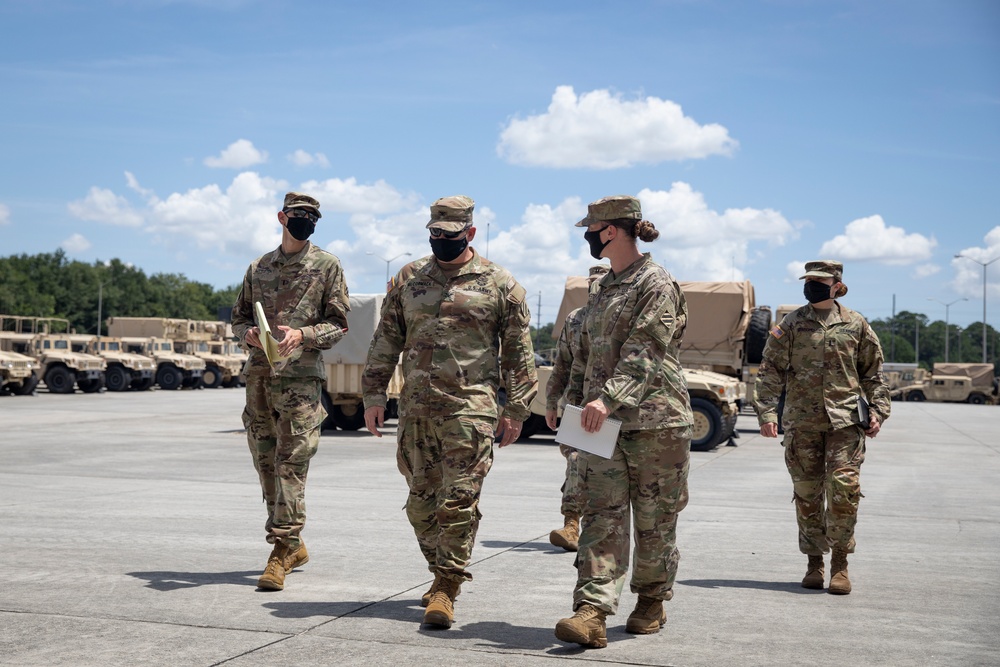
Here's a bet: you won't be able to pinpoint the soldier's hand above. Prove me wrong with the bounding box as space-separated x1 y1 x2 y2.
865 414 881 438
760 422 779 438
581 399 609 434
365 406 385 437
545 409 559 431
244 327 263 350
497 416 522 447
276 326 304 356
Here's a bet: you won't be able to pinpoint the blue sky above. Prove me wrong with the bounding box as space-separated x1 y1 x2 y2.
1 0 998 327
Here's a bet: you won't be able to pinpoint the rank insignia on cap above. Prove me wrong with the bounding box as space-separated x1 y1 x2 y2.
769 325 784 339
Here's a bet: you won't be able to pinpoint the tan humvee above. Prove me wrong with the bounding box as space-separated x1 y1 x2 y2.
0 331 107 394
896 362 998 404
114 335 206 390
0 349 40 396
68 334 157 392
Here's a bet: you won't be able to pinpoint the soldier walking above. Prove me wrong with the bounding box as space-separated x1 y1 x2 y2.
753 260 890 595
362 195 537 629
231 192 350 591
554 196 692 649
544 265 609 552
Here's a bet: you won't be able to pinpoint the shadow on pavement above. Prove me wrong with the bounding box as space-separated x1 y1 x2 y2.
263 598 421 620
127 570 260 591
678 578 820 594
479 539 567 555
420 620 565 651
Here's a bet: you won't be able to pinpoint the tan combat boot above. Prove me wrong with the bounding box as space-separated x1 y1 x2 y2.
555 603 608 648
801 554 825 590
283 540 309 573
423 577 462 628
625 595 666 634
257 543 289 591
420 573 441 607
828 549 852 595
549 513 580 552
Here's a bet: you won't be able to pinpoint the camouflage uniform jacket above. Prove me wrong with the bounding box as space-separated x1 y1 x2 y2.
231 242 350 379
362 249 538 422
754 302 891 431
546 306 587 411
567 254 692 430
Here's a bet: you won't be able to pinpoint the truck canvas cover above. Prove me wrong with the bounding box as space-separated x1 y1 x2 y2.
677 281 755 371
322 294 384 365
931 363 995 387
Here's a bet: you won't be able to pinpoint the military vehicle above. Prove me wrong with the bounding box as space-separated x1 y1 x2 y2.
0 316 105 393
114 334 206 390
0 349 40 396
319 294 403 430
523 276 744 450
894 362 998 405
677 281 772 406
70 334 156 391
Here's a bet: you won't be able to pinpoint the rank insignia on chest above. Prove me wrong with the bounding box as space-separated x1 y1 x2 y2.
769 325 785 339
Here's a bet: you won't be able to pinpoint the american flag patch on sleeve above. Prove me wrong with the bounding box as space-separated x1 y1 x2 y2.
769 325 784 339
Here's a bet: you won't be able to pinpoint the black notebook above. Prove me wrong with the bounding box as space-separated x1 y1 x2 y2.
856 395 870 426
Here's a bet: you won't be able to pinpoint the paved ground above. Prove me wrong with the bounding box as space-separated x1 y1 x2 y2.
1 389 998 666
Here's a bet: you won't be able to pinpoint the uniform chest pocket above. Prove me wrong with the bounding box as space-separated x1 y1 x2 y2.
440 288 498 323
601 291 634 343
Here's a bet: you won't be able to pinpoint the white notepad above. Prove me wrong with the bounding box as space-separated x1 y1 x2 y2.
555 405 622 458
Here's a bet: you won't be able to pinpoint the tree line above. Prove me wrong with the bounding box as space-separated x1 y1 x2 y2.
869 311 999 372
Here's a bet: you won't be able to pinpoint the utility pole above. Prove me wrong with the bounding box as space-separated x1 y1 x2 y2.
914 315 920 365
535 291 542 350
890 294 896 363
928 297 967 363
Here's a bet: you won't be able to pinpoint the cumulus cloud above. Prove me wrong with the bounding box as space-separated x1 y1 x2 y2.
204 139 268 169
952 226 1000 301
785 260 808 283
497 86 738 169
913 263 940 279
288 150 331 168
818 215 936 264
0 203 9 225
68 187 144 227
61 233 91 253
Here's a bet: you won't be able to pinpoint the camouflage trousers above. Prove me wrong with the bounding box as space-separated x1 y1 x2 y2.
559 444 584 517
574 426 691 615
242 376 324 550
783 425 866 555
396 416 496 583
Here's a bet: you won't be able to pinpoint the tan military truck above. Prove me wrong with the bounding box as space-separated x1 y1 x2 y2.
321 293 403 430
112 333 206 390
0 349 40 396
524 276 744 450
70 334 157 391
895 362 998 404
0 331 107 394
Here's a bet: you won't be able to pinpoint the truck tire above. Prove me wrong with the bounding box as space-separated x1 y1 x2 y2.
105 365 131 392
968 393 987 405
333 402 366 431
690 397 723 451
320 390 336 431
905 390 925 402
14 373 40 396
201 366 223 389
78 377 104 393
745 307 772 365
520 413 550 439
45 366 75 394
157 365 183 391
132 377 155 391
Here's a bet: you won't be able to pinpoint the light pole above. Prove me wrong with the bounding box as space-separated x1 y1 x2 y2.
96 277 114 338
927 297 967 363
954 253 1000 363
367 251 412 285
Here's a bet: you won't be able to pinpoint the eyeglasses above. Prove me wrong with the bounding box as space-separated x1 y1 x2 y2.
284 209 318 222
429 226 469 239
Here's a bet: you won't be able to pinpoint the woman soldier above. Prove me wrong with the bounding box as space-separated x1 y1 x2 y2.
554 195 693 649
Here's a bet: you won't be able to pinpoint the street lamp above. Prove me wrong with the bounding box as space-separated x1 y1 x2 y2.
367 251 412 285
927 297 967 363
954 253 1000 363
96 277 114 338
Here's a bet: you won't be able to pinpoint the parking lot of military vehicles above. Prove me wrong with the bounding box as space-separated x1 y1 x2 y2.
4 280 998 448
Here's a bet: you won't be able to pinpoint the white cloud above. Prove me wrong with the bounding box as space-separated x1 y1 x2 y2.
204 139 268 169
818 215 936 265
68 187 144 227
913 263 940 279
0 203 9 225
951 226 1000 302
288 150 331 168
497 86 738 169
125 171 154 198
61 233 91 253
785 260 807 283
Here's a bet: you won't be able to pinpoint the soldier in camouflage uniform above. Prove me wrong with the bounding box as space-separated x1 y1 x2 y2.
545 265 609 552
231 192 350 591
361 195 538 629
554 196 693 649
753 260 890 595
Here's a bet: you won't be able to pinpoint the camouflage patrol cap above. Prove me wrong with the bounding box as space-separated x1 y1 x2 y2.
426 195 474 232
283 192 322 219
575 195 642 227
800 260 848 296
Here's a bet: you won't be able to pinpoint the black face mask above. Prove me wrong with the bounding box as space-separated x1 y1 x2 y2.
584 228 610 260
286 216 316 241
803 281 833 303
430 236 468 262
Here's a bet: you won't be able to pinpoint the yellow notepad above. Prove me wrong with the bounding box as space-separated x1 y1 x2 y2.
254 301 290 368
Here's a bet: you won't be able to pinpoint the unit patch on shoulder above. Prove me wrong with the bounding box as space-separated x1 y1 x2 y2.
769 325 785 339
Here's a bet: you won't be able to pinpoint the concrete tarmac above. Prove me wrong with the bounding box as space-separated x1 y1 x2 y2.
1 390 998 666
